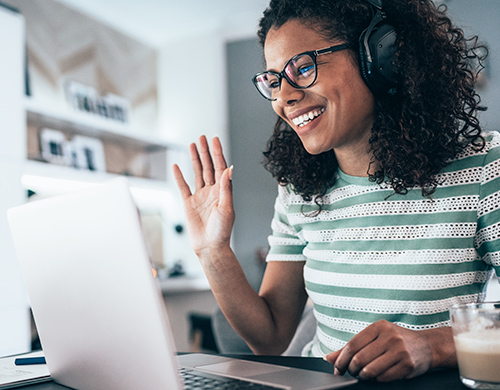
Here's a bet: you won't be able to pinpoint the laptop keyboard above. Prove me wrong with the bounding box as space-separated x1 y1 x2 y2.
180 367 283 389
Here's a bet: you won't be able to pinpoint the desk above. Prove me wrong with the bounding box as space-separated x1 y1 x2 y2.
13 354 463 389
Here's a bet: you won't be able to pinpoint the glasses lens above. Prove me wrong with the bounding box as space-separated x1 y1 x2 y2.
254 73 279 100
285 54 316 88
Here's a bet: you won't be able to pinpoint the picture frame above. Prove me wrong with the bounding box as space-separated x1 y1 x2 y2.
65 80 130 123
39 128 71 166
65 80 99 115
71 135 106 172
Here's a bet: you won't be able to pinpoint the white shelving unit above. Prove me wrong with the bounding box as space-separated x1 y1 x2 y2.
23 97 172 201
23 96 209 279
24 95 211 286
0 4 211 356
25 98 165 147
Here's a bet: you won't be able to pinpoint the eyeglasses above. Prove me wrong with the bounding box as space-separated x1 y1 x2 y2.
252 42 352 101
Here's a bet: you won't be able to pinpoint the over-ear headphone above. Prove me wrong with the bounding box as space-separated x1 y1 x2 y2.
358 0 398 95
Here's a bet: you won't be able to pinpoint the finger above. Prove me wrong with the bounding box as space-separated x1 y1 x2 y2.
324 350 342 365
172 164 192 200
345 337 389 377
189 142 204 190
211 137 227 182
358 353 405 382
199 135 215 186
219 166 234 212
324 350 343 375
333 327 379 375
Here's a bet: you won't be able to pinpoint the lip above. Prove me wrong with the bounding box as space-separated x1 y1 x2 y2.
288 106 325 121
288 106 326 136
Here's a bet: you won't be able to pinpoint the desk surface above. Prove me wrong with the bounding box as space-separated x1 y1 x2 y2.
16 354 463 390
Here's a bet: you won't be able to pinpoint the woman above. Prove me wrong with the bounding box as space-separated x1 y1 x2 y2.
173 0 500 382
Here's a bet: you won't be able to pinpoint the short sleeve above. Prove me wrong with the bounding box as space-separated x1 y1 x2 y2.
476 131 500 278
266 185 307 262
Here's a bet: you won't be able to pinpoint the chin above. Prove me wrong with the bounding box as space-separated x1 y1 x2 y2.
300 140 330 156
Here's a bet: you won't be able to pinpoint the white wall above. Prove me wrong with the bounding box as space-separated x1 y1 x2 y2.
0 7 31 356
440 0 500 131
158 31 229 152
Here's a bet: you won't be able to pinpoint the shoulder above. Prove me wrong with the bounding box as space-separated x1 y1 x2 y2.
484 131 500 158
452 131 500 164
277 184 307 206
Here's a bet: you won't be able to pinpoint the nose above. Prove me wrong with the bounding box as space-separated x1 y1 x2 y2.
275 78 304 106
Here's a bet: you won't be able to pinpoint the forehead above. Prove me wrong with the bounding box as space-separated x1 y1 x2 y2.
264 20 333 70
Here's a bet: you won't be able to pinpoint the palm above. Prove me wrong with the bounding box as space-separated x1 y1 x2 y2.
173 136 234 255
183 183 234 253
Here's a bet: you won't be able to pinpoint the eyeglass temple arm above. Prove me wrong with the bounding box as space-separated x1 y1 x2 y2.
314 43 352 57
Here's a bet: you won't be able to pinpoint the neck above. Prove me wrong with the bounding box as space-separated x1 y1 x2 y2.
335 147 378 177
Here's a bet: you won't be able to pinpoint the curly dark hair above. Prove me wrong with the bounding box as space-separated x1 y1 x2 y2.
258 0 487 203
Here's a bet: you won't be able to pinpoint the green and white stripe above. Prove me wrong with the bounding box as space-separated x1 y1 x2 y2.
266 131 500 357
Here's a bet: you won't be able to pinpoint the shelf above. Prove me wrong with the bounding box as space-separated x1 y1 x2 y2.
24 97 171 150
22 160 172 209
23 159 168 191
158 275 210 294
23 97 186 187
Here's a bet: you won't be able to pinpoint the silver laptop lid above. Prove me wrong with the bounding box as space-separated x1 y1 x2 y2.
8 178 182 390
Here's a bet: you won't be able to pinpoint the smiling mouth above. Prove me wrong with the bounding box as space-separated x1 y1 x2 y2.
291 107 325 127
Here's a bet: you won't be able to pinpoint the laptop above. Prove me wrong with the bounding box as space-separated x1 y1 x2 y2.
7 178 357 390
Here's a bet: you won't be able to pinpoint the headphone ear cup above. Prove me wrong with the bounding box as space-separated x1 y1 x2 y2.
359 22 398 95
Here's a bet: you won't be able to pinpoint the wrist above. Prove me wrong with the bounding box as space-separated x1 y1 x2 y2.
196 244 235 271
425 327 457 369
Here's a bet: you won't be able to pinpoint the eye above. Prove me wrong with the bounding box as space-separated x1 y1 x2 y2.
298 64 315 78
269 80 280 89
289 55 315 81
256 73 279 90
265 75 280 89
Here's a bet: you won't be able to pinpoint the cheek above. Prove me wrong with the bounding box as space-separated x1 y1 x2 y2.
271 102 286 121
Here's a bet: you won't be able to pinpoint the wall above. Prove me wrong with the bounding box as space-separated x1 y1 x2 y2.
2 0 159 134
226 38 277 289
158 32 229 156
443 0 500 131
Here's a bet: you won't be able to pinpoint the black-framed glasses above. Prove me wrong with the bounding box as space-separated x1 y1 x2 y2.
252 42 352 101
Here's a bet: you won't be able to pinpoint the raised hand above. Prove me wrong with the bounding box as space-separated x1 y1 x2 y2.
172 135 234 258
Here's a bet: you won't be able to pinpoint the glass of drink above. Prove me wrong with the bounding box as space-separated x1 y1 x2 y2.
450 302 500 389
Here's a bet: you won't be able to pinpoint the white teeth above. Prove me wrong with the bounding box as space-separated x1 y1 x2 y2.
292 107 325 127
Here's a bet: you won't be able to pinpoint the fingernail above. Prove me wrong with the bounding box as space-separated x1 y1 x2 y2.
229 165 233 181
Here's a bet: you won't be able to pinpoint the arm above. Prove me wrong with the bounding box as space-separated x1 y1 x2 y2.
324 321 457 382
173 135 308 354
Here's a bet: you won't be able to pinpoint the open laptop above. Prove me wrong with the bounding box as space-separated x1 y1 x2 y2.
7 178 357 390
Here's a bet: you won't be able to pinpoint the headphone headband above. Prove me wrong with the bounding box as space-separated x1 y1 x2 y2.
364 0 383 10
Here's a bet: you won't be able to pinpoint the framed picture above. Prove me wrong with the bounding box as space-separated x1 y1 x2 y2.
71 135 106 172
39 128 71 166
103 93 130 123
65 80 130 123
65 80 99 115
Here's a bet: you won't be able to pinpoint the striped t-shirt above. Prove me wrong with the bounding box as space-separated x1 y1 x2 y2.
266 131 500 357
